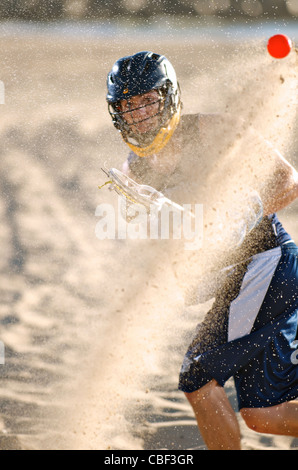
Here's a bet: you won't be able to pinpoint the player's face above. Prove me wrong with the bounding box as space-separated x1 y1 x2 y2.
119 90 162 134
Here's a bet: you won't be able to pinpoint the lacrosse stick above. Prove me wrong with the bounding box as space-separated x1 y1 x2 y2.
99 167 193 216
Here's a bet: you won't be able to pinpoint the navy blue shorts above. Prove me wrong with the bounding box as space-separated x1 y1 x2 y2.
178 242 298 409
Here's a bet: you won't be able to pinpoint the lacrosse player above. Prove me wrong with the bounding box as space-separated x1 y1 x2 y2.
106 51 298 450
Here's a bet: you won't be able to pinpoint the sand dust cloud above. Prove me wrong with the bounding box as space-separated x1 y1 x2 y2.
0 31 297 450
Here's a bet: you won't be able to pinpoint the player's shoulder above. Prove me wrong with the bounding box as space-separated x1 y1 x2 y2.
181 112 233 132
197 112 245 135
180 112 228 138
198 112 235 126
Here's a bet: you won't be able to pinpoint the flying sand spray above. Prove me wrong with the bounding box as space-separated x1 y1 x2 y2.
64 35 298 450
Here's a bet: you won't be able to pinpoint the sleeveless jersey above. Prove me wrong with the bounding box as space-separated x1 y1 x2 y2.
126 113 292 263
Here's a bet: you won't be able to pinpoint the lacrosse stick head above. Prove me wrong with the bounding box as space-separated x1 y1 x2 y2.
100 167 167 211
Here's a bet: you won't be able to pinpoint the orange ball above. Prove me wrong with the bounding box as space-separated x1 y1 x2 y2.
267 34 292 59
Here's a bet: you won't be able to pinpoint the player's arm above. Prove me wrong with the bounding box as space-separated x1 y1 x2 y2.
242 126 298 216
261 148 298 216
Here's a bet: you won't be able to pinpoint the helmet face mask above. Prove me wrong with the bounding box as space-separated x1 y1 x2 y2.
107 52 182 156
108 85 173 145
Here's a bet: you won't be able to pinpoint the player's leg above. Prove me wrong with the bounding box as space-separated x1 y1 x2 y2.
179 262 249 450
240 400 298 437
185 379 241 450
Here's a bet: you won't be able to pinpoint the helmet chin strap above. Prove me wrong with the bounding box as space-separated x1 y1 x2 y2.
124 106 181 158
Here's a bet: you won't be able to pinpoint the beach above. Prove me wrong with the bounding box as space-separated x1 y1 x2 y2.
0 25 297 450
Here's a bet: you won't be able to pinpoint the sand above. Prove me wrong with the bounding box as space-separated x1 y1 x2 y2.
0 27 297 450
